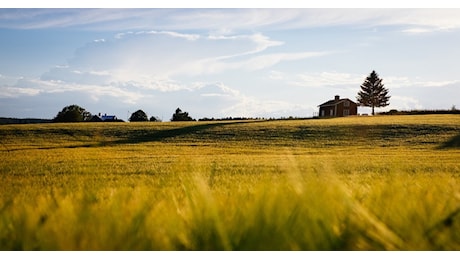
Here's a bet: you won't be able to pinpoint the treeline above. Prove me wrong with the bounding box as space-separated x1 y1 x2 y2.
3 106 460 125
199 117 266 121
198 116 313 121
51 105 196 123
379 109 460 116
0 117 52 125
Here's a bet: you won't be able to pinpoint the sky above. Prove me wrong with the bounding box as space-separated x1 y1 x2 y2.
1 3 460 120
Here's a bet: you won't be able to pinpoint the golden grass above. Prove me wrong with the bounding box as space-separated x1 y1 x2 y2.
0 115 459 250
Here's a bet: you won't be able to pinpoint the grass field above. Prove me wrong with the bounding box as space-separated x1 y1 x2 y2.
1 115 460 250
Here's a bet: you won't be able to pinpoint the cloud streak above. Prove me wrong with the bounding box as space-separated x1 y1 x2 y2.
286 71 460 90
45 30 329 82
2 9 460 34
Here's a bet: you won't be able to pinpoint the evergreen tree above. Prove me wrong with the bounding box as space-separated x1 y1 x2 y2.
357 70 390 115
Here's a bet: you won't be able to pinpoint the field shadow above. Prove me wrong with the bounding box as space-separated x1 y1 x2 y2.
439 133 460 149
111 121 253 145
3 121 264 152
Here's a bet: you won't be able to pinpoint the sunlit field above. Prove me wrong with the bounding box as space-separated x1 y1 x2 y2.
1 115 460 250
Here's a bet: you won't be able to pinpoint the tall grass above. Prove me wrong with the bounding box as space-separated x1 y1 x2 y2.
0 115 459 250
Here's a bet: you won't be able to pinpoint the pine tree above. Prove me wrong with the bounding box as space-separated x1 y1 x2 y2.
357 70 390 115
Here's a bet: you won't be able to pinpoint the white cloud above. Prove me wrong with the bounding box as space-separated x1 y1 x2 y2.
186 51 330 75
118 77 188 92
51 30 329 81
401 27 436 34
116 30 201 41
0 86 41 98
222 97 312 118
385 76 460 88
291 72 365 88
143 30 200 41
287 71 460 90
89 70 111 76
115 31 133 39
391 95 423 110
207 33 284 58
400 25 455 34
2 78 144 104
269 70 286 80
0 74 26 85
2 71 314 119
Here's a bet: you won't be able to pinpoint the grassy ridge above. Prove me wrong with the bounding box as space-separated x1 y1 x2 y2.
0 115 460 250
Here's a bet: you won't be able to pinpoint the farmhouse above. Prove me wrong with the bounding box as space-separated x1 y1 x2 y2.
90 113 119 122
318 95 357 117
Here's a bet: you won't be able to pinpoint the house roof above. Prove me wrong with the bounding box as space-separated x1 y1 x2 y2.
318 98 355 107
90 115 103 122
101 115 117 120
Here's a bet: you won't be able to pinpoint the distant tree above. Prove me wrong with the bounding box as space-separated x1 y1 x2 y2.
171 108 194 121
357 70 390 115
53 105 91 122
150 116 161 122
129 109 148 122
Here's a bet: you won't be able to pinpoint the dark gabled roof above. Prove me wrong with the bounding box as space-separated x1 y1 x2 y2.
89 115 103 122
318 98 355 107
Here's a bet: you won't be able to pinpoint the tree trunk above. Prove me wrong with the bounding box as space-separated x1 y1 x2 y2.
372 106 375 116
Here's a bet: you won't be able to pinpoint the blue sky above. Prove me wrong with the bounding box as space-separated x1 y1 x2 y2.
1 6 460 120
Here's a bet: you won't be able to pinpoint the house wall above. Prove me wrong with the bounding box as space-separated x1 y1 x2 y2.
341 101 357 116
319 106 335 117
319 99 357 117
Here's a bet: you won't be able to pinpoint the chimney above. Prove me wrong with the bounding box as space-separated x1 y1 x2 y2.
335 95 340 101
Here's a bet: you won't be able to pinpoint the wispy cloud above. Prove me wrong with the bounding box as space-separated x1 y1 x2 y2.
391 95 423 110
144 30 200 41
0 86 41 98
0 9 169 30
238 52 331 71
290 72 365 88
2 9 460 33
400 25 454 34
286 71 460 89
3 78 144 103
385 76 460 88
222 97 312 118
207 33 284 58
116 30 201 41
49 30 329 80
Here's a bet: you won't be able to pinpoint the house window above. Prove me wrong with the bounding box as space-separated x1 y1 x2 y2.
321 110 325 117
343 109 349 116
344 100 350 107
330 109 334 116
